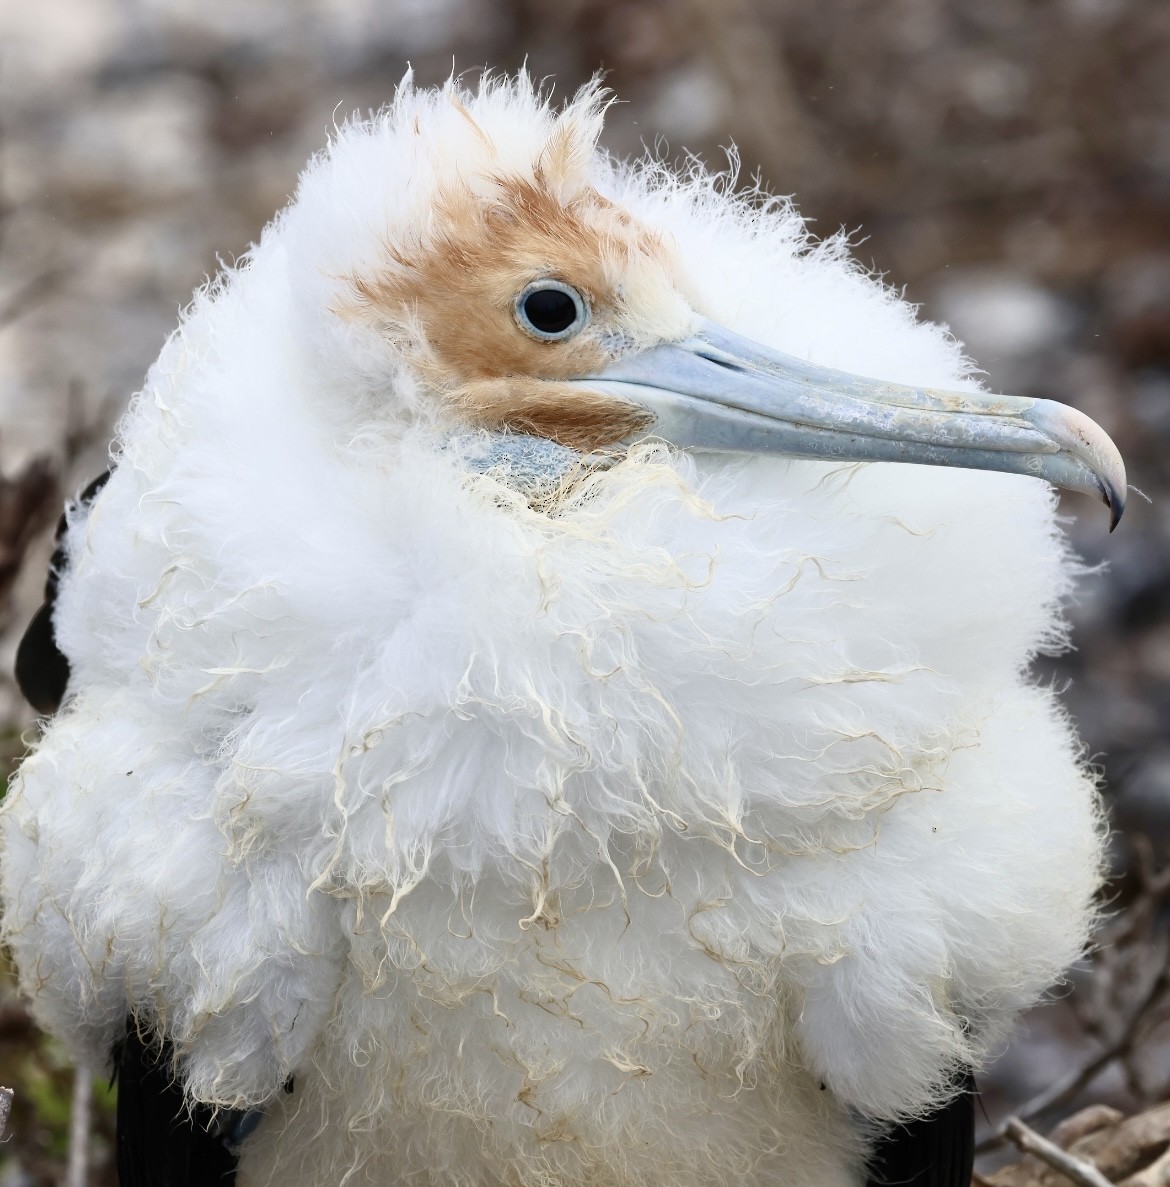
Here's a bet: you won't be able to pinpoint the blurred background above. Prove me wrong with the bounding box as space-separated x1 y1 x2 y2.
0 0 1168 1183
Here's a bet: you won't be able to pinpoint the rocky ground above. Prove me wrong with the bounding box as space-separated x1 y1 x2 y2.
0 0 1167 1183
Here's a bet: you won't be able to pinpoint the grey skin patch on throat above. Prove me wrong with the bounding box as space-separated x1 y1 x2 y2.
448 431 584 493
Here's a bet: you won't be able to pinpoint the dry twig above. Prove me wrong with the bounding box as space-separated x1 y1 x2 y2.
1002 1118 1115 1187
986 1103 1170 1187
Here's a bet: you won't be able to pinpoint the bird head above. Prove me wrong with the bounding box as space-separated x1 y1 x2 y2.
337 138 692 454
265 73 1124 525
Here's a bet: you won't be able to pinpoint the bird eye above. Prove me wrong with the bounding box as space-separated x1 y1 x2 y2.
514 280 589 342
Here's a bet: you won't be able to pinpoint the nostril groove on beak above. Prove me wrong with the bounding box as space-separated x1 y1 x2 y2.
697 349 744 372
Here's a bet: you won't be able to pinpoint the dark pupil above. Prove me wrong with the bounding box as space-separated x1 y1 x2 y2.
524 288 577 334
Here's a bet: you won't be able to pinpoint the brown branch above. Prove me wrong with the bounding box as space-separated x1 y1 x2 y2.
1002 1118 1116 1187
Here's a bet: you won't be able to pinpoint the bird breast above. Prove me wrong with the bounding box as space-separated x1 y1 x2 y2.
4 424 1101 1123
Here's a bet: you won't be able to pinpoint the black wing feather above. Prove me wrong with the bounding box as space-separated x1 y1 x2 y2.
15 599 72 715
114 1021 244 1187
865 1070 976 1187
14 470 111 714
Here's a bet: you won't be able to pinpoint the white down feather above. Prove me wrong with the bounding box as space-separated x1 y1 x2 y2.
0 73 1104 1187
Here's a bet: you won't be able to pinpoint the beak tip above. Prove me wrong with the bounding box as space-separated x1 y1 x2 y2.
1026 399 1127 533
1102 462 1127 532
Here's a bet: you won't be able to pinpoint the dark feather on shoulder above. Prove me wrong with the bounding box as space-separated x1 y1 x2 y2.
865 1070 976 1187
114 1018 247 1187
14 470 111 715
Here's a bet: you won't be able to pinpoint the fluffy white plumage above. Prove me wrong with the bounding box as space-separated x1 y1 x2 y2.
1 73 1104 1187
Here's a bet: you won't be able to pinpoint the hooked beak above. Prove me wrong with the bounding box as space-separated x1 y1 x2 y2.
576 319 1126 529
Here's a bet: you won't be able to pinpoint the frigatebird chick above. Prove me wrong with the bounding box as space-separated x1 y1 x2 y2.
1 73 1123 1187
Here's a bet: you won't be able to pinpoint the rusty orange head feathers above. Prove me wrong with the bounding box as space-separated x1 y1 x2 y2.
334 92 696 449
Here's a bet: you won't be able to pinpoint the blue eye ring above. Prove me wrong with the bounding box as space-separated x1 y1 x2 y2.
514 279 590 342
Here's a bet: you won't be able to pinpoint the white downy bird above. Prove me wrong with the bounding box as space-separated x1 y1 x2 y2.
2 73 1125 1187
